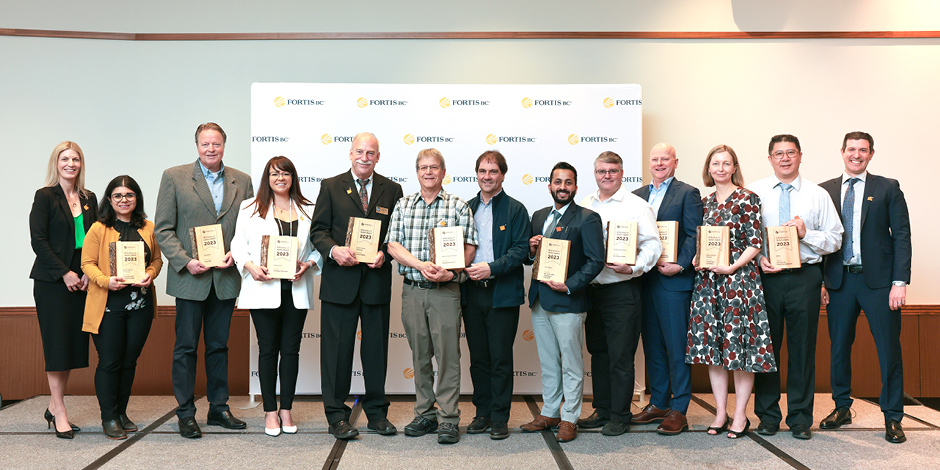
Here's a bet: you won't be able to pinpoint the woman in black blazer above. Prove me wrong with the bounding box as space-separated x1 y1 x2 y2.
29 141 98 439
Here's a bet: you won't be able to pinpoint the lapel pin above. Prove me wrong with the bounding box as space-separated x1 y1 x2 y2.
346 188 352 194
500 225 506 231
867 196 873 201
84 205 89 210
556 226 563 232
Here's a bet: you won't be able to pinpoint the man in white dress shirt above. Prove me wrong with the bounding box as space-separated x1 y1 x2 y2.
576 151 662 436
749 134 843 440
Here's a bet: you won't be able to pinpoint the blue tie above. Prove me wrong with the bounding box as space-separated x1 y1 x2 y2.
842 178 859 263
778 183 792 223
544 210 562 237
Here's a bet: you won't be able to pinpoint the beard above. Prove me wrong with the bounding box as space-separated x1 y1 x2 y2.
551 188 575 206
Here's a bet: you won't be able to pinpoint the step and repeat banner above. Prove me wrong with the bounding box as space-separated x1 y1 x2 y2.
249 83 643 397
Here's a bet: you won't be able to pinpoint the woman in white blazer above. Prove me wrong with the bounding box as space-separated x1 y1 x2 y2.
232 156 322 437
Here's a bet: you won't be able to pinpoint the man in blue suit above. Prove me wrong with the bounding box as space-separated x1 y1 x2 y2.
819 131 912 444
632 143 702 435
519 162 605 443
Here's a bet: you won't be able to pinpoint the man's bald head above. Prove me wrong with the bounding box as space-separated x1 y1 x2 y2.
649 143 678 186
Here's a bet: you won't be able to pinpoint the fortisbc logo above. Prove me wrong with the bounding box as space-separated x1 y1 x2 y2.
404 134 455 145
443 175 477 185
522 329 535 341
441 97 490 108
514 371 538 377
604 97 642 107
485 134 498 145
357 330 362 340
299 176 325 183
358 97 408 107
522 97 572 107
403 368 415 379
487 134 537 143
442 175 452 185
274 96 324 107
321 134 355 145
522 174 551 185
252 136 289 143
568 134 619 144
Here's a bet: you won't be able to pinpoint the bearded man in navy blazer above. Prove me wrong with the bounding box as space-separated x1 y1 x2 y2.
631 143 702 435
520 162 605 443
819 131 912 444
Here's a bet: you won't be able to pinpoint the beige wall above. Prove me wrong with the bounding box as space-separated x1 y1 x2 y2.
3 1 938 305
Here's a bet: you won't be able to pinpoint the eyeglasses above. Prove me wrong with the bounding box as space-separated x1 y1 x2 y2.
418 165 442 172
269 171 291 178
594 169 622 176
111 193 136 201
771 149 799 159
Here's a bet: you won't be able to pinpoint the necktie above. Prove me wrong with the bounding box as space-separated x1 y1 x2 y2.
357 178 369 212
544 210 562 237
842 178 859 263
778 183 792 223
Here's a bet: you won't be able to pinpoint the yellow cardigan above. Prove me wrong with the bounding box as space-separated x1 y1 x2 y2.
81 220 163 334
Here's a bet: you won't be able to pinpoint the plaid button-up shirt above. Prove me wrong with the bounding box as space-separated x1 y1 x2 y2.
385 189 479 282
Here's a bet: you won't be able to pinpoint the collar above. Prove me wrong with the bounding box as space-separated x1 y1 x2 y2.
411 188 445 206
650 176 674 191
551 201 572 216
350 169 374 183
842 171 868 184
588 185 627 204
774 174 803 191
478 189 503 206
198 159 225 178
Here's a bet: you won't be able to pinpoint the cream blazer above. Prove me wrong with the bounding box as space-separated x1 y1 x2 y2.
231 198 321 310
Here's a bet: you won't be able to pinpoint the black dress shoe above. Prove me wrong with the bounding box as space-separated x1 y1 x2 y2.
367 418 397 436
601 419 629 436
437 422 460 444
756 422 779 436
467 416 492 434
102 419 128 440
404 416 438 437
329 420 360 439
206 410 247 429
576 411 609 429
489 421 509 440
791 425 812 440
118 413 138 432
820 407 852 429
885 420 906 444
178 417 202 439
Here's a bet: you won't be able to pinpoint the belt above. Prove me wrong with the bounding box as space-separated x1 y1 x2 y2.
403 278 442 289
470 279 495 288
844 265 864 274
767 263 819 275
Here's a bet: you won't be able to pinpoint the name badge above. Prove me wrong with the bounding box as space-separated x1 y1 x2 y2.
376 206 389 215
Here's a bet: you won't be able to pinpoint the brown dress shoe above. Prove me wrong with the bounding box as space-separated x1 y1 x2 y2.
631 404 670 424
521 415 562 432
656 410 689 435
556 421 577 442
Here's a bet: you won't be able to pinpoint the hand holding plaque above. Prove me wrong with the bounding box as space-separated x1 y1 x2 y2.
428 226 465 270
532 238 571 282
189 224 225 267
261 235 299 279
765 226 801 269
346 217 381 263
606 221 638 265
696 225 730 268
109 241 145 284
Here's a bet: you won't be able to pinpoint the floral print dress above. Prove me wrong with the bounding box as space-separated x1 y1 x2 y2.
686 188 777 373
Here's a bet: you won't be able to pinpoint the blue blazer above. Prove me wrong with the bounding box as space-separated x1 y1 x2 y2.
525 203 605 313
633 179 703 292
462 190 531 308
820 173 911 290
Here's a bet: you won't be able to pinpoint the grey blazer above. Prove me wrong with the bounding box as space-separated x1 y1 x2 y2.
155 161 253 301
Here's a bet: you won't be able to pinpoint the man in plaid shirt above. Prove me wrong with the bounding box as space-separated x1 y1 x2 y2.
386 148 478 444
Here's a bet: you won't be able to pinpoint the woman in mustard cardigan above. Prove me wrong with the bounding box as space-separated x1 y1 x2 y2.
81 175 162 440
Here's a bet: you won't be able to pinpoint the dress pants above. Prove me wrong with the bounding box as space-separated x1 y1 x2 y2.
585 279 642 422
827 270 904 421
531 300 586 424
320 296 391 424
640 274 692 414
250 287 308 413
172 285 237 419
463 282 519 422
401 283 462 425
92 303 154 421
754 265 822 429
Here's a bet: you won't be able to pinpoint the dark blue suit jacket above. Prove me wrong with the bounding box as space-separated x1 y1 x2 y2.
462 190 531 308
525 203 605 313
820 173 911 290
633 179 703 292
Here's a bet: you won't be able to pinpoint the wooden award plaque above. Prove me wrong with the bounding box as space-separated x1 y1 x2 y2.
765 225 801 269
606 221 638 265
656 221 678 263
532 238 571 282
109 241 145 284
345 217 381 263
428 226 465 270
261 235 299 279
189 224 225 267
696 225 731 268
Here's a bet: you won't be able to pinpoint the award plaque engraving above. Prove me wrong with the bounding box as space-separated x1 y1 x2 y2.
532 238 571 282
261 235 299 279
657 221 678 263
696 225 731 268
428 226 465 270
765 225 801 269
345 217 381 263
189 224 225 267
606 221 638 265
109 241 145 284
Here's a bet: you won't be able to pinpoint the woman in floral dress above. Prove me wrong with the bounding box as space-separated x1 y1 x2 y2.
686 145 777 439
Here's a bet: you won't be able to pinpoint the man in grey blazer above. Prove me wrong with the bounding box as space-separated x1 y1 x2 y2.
155 122 254 438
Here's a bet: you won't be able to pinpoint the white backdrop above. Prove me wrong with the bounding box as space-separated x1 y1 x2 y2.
248 83 643 397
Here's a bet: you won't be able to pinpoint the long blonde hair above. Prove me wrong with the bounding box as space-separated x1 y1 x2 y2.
44 141 91 198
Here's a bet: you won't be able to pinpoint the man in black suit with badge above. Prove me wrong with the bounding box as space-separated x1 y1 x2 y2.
819 131 912 444
311 132 404 440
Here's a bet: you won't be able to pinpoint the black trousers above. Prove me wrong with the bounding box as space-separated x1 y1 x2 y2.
320 297 391 424
754 264 822 429
585 279 642 422
172 285 236 419
92 303 154 421
463 282 520 422
250 288 308 412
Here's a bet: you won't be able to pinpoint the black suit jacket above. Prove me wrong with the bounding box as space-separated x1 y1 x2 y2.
633 179 703 292
30 186 98 282
463 190 531 308
525 203 605 313
820 173 911 290
311 170 403 305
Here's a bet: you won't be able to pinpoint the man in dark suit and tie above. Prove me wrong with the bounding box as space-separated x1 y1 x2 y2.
819 131 912 444
520 162 605 443
632 143 702 435
155 122 254 438
311 132 403 440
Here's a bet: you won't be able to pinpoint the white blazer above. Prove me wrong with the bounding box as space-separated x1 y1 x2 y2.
231 198 322 310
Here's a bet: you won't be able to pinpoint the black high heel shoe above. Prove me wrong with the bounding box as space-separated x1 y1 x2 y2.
706 417 730 435
45 408 80 433
727 418 751 439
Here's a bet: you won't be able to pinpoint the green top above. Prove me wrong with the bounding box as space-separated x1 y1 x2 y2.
74 213 85 249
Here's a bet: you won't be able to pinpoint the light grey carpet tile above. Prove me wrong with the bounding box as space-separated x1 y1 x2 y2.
0 435 127 470
764 427 940 469
154 396 339 433
901 404 940 428
0 395 178 433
